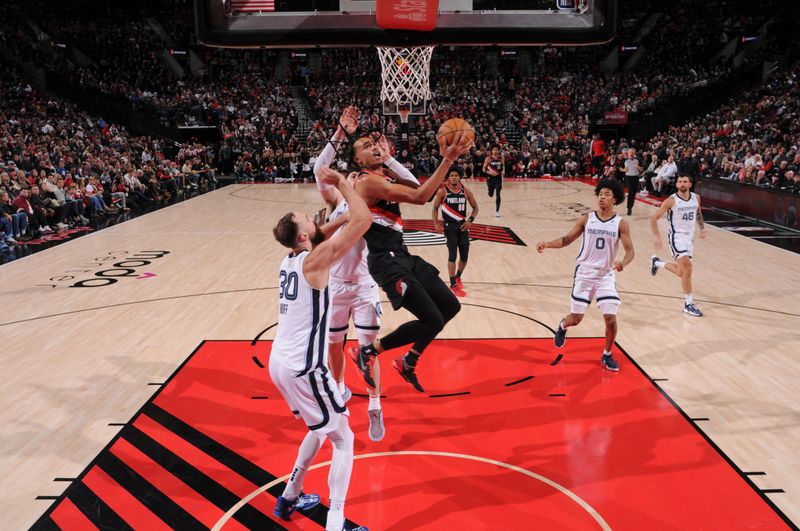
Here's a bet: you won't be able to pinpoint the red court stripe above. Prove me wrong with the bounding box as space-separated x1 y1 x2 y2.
109 438 248 531
50 498 100 530
82 467 169 530
133 414 278 520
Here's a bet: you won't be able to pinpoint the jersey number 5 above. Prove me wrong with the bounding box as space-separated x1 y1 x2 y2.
279 271 298 300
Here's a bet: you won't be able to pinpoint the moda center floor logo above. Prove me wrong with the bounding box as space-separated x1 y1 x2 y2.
39 250 170 288
402 220 526 247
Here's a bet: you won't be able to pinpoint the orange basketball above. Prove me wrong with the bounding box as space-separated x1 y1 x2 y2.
437 118 475 145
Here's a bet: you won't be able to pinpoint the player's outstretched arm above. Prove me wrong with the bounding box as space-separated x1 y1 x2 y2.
304 168 371 288
356 132 472 205
614 218 635 272
313 106 360 208
537 214 588 253
650 196 675 250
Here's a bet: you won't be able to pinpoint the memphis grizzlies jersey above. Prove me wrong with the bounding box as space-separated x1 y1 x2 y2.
668 192 699 238
272 251 330 374
575 212 621 277
327 200 370 282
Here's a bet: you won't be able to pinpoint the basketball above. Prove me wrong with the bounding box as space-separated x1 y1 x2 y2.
437 118 475 145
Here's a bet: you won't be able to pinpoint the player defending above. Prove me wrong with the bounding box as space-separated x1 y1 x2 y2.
313 106 418 442
649 173 707 317
432 168 479 297
537 179 635 372
270 167 370 531
350 127 473 393
483 145 505 217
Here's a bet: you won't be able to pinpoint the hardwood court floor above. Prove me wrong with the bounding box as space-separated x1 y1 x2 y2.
1 181 798 529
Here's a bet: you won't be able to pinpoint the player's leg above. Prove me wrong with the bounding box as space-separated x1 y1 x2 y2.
677 256 702 316
487 175 496 197
596 274 621 370
327 283 353 396
554 275 592 347
454 229 469 295
269 361 323 520
445 225 462 295
352 286 385 442
494 179 502 216
324 415 356 531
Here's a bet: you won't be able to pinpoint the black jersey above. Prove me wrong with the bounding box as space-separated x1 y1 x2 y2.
361 170 405 252
487 157 503 176
441 183 468 225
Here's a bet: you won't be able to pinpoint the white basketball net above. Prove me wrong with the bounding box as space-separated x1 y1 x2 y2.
377 46 434 107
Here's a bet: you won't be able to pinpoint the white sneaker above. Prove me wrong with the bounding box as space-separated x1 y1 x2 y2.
42 226 53 233
57 222 68 230
368 409 385 442
494 211 501 218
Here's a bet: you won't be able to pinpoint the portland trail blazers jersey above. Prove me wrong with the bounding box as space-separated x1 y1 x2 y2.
362 170 405 252
272 251 330 374
327 200 371 282
487 158 503 176
441 183 468 224
575 212 621 277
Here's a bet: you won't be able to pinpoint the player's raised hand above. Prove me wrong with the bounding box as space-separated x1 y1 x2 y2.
439 131 474 161
339 106 360 135
319 166 344 187
375 133 393 163
536 241 547 253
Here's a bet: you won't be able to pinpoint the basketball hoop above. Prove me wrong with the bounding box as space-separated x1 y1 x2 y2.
377 46 434 110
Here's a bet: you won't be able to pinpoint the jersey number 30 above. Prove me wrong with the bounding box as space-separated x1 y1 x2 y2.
279 271 298 300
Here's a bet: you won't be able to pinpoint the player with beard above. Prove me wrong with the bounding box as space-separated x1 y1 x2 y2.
270 167 370 531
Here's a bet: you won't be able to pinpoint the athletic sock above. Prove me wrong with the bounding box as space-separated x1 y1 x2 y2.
655 259 666 268
559 319 567 330
368 395 381 411
404 351 420 368
685 294 694 305
326 508 344 531
602 350 612 357
449 276 456 287
456 270 463 278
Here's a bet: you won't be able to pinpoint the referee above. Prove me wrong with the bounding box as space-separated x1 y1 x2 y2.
624 149 643 216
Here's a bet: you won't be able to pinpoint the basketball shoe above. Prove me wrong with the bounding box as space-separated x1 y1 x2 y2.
393 355 425 393
601 353 620 372
274 492 321 520
349 345 377 388
554 320 567 348
684 303 703 317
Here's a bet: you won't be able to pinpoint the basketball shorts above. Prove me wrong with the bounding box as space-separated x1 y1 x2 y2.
487 175 503 196
269 360 348 434
669 232 694 260
367 249 441 310
445 222 470 262
328 278 382 342
570 267 620 315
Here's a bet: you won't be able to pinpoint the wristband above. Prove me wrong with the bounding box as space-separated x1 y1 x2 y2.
468 216 474 222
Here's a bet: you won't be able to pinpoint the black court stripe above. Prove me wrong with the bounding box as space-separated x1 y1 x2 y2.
30 517 58 531
66 480 134 531
144 403 277 487
96 451 206 530
120 425 274 530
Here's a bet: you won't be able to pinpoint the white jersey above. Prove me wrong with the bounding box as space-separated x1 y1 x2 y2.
272 251 330 374
668 192 699 239
575 212 621 278
328 200 371 282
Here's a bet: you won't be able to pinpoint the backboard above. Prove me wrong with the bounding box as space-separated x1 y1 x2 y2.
194 0 617 48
